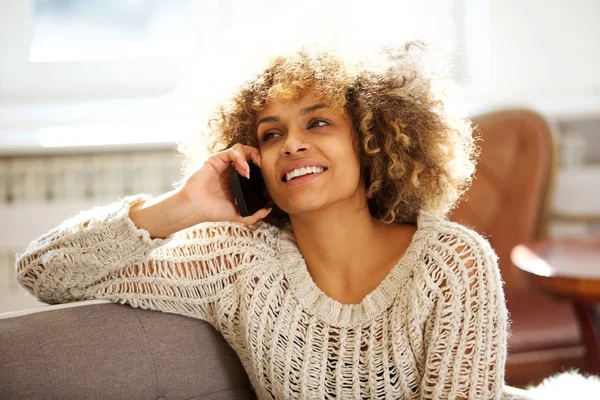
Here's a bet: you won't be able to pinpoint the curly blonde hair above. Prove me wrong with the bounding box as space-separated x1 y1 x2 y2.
176 42 477 229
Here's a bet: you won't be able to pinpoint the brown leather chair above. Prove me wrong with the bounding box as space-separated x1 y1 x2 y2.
448 109 586 388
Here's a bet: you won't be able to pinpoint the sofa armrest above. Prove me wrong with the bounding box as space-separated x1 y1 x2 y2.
0 302 256 400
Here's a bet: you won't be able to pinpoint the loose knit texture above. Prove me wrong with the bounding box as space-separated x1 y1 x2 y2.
15 194 529 400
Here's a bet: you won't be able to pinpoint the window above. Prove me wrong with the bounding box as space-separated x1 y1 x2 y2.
0 0 489 148
0 0 193 100
0 0 488 100
30 0 191 62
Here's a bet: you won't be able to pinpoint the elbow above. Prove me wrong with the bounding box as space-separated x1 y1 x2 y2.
15 250 74 304
15 252 42 294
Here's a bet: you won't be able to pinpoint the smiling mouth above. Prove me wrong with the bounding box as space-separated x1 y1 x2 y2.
281 167 328 183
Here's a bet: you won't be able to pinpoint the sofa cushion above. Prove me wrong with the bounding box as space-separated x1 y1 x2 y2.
0 302 256 400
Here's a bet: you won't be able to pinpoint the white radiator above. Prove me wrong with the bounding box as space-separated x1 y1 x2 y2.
0 149 183 311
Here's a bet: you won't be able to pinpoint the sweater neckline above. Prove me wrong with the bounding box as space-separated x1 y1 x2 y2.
276 211 435 328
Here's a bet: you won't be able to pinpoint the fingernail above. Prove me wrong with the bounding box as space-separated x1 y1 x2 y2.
257 154 262 168
259 208 271 219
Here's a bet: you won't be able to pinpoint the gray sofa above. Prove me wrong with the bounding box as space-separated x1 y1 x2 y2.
1 300 537 400
0 300 256 400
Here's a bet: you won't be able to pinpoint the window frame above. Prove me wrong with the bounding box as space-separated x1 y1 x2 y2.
0 0 489 101
0 0 186 101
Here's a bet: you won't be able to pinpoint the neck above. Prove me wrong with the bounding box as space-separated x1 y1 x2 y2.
289 195 399 286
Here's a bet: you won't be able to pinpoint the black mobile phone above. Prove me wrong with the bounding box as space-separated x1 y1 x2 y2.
229 161 268 217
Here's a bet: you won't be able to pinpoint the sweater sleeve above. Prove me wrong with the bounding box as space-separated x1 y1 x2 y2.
419 223 508 400
15 194 272 325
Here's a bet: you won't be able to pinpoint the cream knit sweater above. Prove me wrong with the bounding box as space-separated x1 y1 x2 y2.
15 194 525 400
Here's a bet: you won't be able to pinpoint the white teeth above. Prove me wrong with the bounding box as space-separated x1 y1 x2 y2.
285 166 325 182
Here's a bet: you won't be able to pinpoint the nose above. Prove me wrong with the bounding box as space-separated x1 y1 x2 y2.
280 129 311 156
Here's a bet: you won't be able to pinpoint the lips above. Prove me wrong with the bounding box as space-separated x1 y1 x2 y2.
280 159 328 182
284 166 327 183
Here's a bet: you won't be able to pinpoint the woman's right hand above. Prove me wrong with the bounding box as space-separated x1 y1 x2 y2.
179 143 272 225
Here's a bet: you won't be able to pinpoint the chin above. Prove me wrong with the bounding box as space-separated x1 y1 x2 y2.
278 196 328 215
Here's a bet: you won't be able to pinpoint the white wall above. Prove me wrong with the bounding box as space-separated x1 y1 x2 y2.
489 0 600 98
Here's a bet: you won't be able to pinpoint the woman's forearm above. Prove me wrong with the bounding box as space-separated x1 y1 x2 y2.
128 189 204 239
16 194 173 303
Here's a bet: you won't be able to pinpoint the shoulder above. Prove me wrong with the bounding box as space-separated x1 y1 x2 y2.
418 211 497 261
415 211 501 299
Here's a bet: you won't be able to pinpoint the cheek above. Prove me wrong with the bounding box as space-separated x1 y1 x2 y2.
340 162 362 189
263 173 279 193
260 153 280 188
332 142 362 178
343 154 365 193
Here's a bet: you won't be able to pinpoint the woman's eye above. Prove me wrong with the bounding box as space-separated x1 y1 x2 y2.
262 132 280 142
309 119 329 129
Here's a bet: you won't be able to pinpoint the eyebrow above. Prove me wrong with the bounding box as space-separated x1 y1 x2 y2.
256 103 327 128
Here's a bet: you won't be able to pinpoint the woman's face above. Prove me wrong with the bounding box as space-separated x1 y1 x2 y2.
256 91 366 216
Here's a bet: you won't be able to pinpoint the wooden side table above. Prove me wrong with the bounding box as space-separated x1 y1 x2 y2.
511 235 600 374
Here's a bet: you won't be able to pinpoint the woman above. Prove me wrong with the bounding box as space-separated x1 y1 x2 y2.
16 43 526 399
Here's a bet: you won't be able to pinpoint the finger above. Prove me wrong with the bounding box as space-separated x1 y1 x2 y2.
248 148 262 169
206 149 237 175
237 144 261 168
229 146 249 178
234 144 262 175
240 207 272 225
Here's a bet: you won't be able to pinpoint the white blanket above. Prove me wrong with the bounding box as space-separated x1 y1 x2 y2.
525 370 600 399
